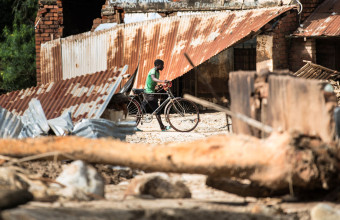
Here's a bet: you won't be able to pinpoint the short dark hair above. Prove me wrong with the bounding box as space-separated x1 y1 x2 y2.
154 59 164 66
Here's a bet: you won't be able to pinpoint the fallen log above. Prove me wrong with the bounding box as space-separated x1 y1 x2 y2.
0 133 338 195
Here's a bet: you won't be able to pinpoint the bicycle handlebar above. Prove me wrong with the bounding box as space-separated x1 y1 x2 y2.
162 81 172 91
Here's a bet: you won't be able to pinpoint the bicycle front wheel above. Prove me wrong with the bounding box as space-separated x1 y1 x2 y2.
127 98 142 126
165 98 199 132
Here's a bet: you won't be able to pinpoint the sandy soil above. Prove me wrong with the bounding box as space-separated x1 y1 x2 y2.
126 112 231 144
2 112 339 220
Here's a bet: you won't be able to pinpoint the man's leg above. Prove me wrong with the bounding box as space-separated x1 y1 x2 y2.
156 114 165 130
145 94 166 130
152 97 165 130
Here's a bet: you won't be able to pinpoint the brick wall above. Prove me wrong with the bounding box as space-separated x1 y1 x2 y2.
300 0 325 22
35 0 63 85
289 38 316 72
287 0 323 72
272 10 299 70
91 0 124 31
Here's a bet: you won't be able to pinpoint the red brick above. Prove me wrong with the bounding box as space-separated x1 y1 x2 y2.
39 8 48 14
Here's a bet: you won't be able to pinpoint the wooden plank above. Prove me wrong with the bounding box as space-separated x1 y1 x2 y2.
228 71 258 136
265 75 336 143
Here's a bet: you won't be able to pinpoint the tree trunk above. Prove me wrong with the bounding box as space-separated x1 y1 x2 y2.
0 133 338 194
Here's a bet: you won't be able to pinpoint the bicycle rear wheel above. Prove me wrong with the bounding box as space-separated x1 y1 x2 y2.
165 98 199 132
127 98 142 126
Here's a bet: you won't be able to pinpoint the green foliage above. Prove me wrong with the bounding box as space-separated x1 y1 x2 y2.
13 0 38 25
0 24 36 91
0 0 14 37
0 0 38 92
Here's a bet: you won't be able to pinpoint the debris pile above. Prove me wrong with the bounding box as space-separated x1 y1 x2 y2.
0 98 136 140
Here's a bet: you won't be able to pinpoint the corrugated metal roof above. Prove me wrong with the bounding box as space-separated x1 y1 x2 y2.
292 61 339 80
41 6 295 86
293 0 340 37
0 66 126 122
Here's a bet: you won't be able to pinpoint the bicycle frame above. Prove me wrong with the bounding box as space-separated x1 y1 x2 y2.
128 86 200 131
136 88 175 115
130 87 187 123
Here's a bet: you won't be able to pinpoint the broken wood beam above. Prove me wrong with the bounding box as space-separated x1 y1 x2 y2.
0 133 338 194
184 94 273 134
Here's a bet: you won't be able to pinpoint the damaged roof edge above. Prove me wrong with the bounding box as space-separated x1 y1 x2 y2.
94 65 127 119
0 66 127 123
292 0 340 37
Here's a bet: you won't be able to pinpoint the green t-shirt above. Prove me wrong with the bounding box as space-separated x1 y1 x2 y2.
144 68 160 93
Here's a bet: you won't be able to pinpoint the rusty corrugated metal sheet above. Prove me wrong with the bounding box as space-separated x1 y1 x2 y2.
0 67 125 122
40 6 295 87
41 39 63 84
61 31 108 80
293 0 340 37
292 61 339 80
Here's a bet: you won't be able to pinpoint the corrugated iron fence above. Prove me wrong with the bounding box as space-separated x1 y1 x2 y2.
41 7 294 87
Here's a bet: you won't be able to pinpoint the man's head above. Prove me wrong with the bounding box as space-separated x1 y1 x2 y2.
154 59 164 71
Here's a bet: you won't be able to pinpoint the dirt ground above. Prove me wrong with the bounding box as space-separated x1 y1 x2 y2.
2 112 339 220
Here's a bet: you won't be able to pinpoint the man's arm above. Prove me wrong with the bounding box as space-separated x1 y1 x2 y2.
151 74 169 84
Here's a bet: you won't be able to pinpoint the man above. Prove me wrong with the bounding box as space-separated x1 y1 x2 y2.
144 59 171 131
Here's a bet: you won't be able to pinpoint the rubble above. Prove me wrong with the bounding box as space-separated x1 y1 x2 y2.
124 173 191 199
0 98 136 140
54 160 105 201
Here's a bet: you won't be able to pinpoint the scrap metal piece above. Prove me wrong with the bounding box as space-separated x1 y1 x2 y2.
20 99 50 138
72 118 136 140
47 111 74 136
0 107 23 138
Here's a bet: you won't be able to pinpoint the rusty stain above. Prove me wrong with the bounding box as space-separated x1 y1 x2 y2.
0 68 123 122
293 0 340 37
40 40 62 85
41 6 295 87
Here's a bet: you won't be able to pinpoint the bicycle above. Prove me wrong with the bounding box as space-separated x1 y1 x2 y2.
126 82 200 132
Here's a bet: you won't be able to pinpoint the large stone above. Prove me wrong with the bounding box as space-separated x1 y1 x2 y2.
55 160 105 200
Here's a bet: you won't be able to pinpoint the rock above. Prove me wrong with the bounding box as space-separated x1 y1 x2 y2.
55 160 104 200
125 173 191 199
311 203 340 220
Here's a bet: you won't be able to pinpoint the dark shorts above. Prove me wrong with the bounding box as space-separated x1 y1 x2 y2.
143 93 162 115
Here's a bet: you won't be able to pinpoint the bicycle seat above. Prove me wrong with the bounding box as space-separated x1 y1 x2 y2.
132 88 144 95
